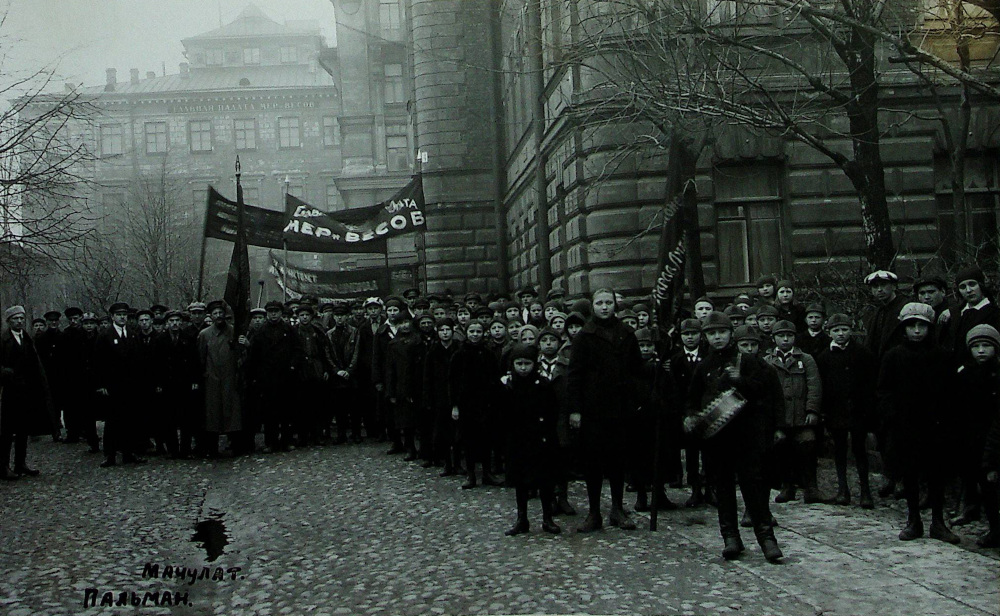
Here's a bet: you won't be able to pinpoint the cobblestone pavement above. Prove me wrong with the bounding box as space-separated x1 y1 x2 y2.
1 438 997 616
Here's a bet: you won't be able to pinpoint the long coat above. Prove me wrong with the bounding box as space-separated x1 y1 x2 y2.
503 371 560 488
92 326 139 424
0 330 51 436
158 329 201 428
762 347 822 428
876 338 951 475
385 331 426 429
327 323 360 388
815 342 877 432
449 340 499 453
862 294 909 360
198 323 243 434
567 316 643 465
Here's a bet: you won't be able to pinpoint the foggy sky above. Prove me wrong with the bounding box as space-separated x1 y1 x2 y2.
2 0 338 92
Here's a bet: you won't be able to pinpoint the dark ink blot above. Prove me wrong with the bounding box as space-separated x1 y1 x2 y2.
191 513 228 562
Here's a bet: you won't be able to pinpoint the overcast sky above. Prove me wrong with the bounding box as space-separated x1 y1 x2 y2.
2 0 337 92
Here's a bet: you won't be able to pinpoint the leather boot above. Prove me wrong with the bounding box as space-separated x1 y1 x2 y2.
504 517 529 536
541 516 562 534
929 520 961 545
576 511 603 533
834 487 851 506
802 487 828 504
685 488 704 508
760 537 784 563
556 495 577 516
13 465 39 477
722 536 744 560
774 485 796 503
858 479 875 509
461 474 477 490
899 515 924 541
608 505 636 530
740 510 753 528
950 506 981 526
635 490 649 512
0 466 19 481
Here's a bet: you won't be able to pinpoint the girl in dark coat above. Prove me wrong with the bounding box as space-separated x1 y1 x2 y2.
567 289 643 532
502 343 561 536
450 321 502 489
877 302 961 544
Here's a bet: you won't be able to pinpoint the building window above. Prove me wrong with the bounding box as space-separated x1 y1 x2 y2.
386 135 409 171
713 163 784 286
189 120 212 152
234 119 257 150
384 64 404 104
278 117 301 149
706 0 778 25
935 151 1000 260
225 50 241 64
380 0 401 32
322 116 340 148
243 48 260 65
326 184 343 210
206 49 224 65
280 46 298 64
144 122 168 155
99 124 123 157
286 181 304 200
241 184 260 205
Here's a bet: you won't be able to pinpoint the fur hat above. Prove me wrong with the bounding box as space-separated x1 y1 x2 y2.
509 342 539 362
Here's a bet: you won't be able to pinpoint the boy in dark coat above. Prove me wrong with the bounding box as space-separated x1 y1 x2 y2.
631 328 678 512
423 318 461 474
385 318 425 461
815 313 877 508
951 324 1000 546
667 318 708 506
686 311 783 563
450 321 502 489
537 326 577 515
798 303 831 358
502 343 562 536
877 302 961 544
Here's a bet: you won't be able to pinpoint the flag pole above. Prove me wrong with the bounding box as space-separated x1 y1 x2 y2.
283 176 290 301
196 188 211 301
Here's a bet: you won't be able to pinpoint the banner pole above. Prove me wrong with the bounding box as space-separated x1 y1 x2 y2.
283 176 290 301
196 188 211 301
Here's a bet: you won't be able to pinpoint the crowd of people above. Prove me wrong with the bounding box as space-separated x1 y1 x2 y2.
2 267 1000 563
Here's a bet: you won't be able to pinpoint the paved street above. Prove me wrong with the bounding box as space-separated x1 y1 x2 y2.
1 438 997 616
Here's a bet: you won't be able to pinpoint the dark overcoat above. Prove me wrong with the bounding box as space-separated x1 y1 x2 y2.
815 342 877 432
449 339 499 451
566 315 642 465
385 331 426 429
0 330 51 436
503 371 560 488
92 326 139 423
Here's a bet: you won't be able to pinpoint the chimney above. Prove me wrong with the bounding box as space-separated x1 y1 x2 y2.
146 71 156 80
130 68 139 84
105 68 116 92
179 62 189 78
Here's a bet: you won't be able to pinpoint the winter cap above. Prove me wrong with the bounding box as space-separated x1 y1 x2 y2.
187 302 207 312
955 265 987 289
546 288 566 301
634 327 655 343
756 275 777 287
206 300 229 314
473 306 494 319
724 305 747 318
517 286 538 299
538 327 561 342
570 298 593 318
548 310 567 323
805 303 826 317
250 308 266 317
619 309 637 320
543 299 563 311
565 311 587 328
82 312 99 323
520 324 540 340
914 273 947 292
403 288 421 300
756 305 779 318
693 296 715 308
436 317 456 329
488 318 507 330
384 297 405 310
331 303 351 316
295 303 315 316
64 307 84 318
701 311 733 332
4 305 25 320
898 302 935 324
509 342 539 362
680 318 702 333
31 317 45 326
363 297 384 308
772 320 797 336
776 279 794 292
108 302 130 315
864 270 898 285
825 313 853 330
164 310 183 321
264 300 284 312
967 324 1000 349
733 325 761 343
150 304 168 314
43 310 61 321
136 309 153 319
417 314 436 326
631 303 650 315
463 292 483 303
734 294 753 307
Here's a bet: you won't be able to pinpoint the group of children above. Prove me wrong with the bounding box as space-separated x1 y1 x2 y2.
418 270 1000 560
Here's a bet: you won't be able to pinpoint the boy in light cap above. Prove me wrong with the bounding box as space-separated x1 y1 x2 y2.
877 302 960 544
951 324 1000 545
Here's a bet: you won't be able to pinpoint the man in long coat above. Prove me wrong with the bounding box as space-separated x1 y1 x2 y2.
35 310 64 441
198 301 244 456
93 302 145 467
246 301 300 452
0 306 50 478
61 306 97 449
